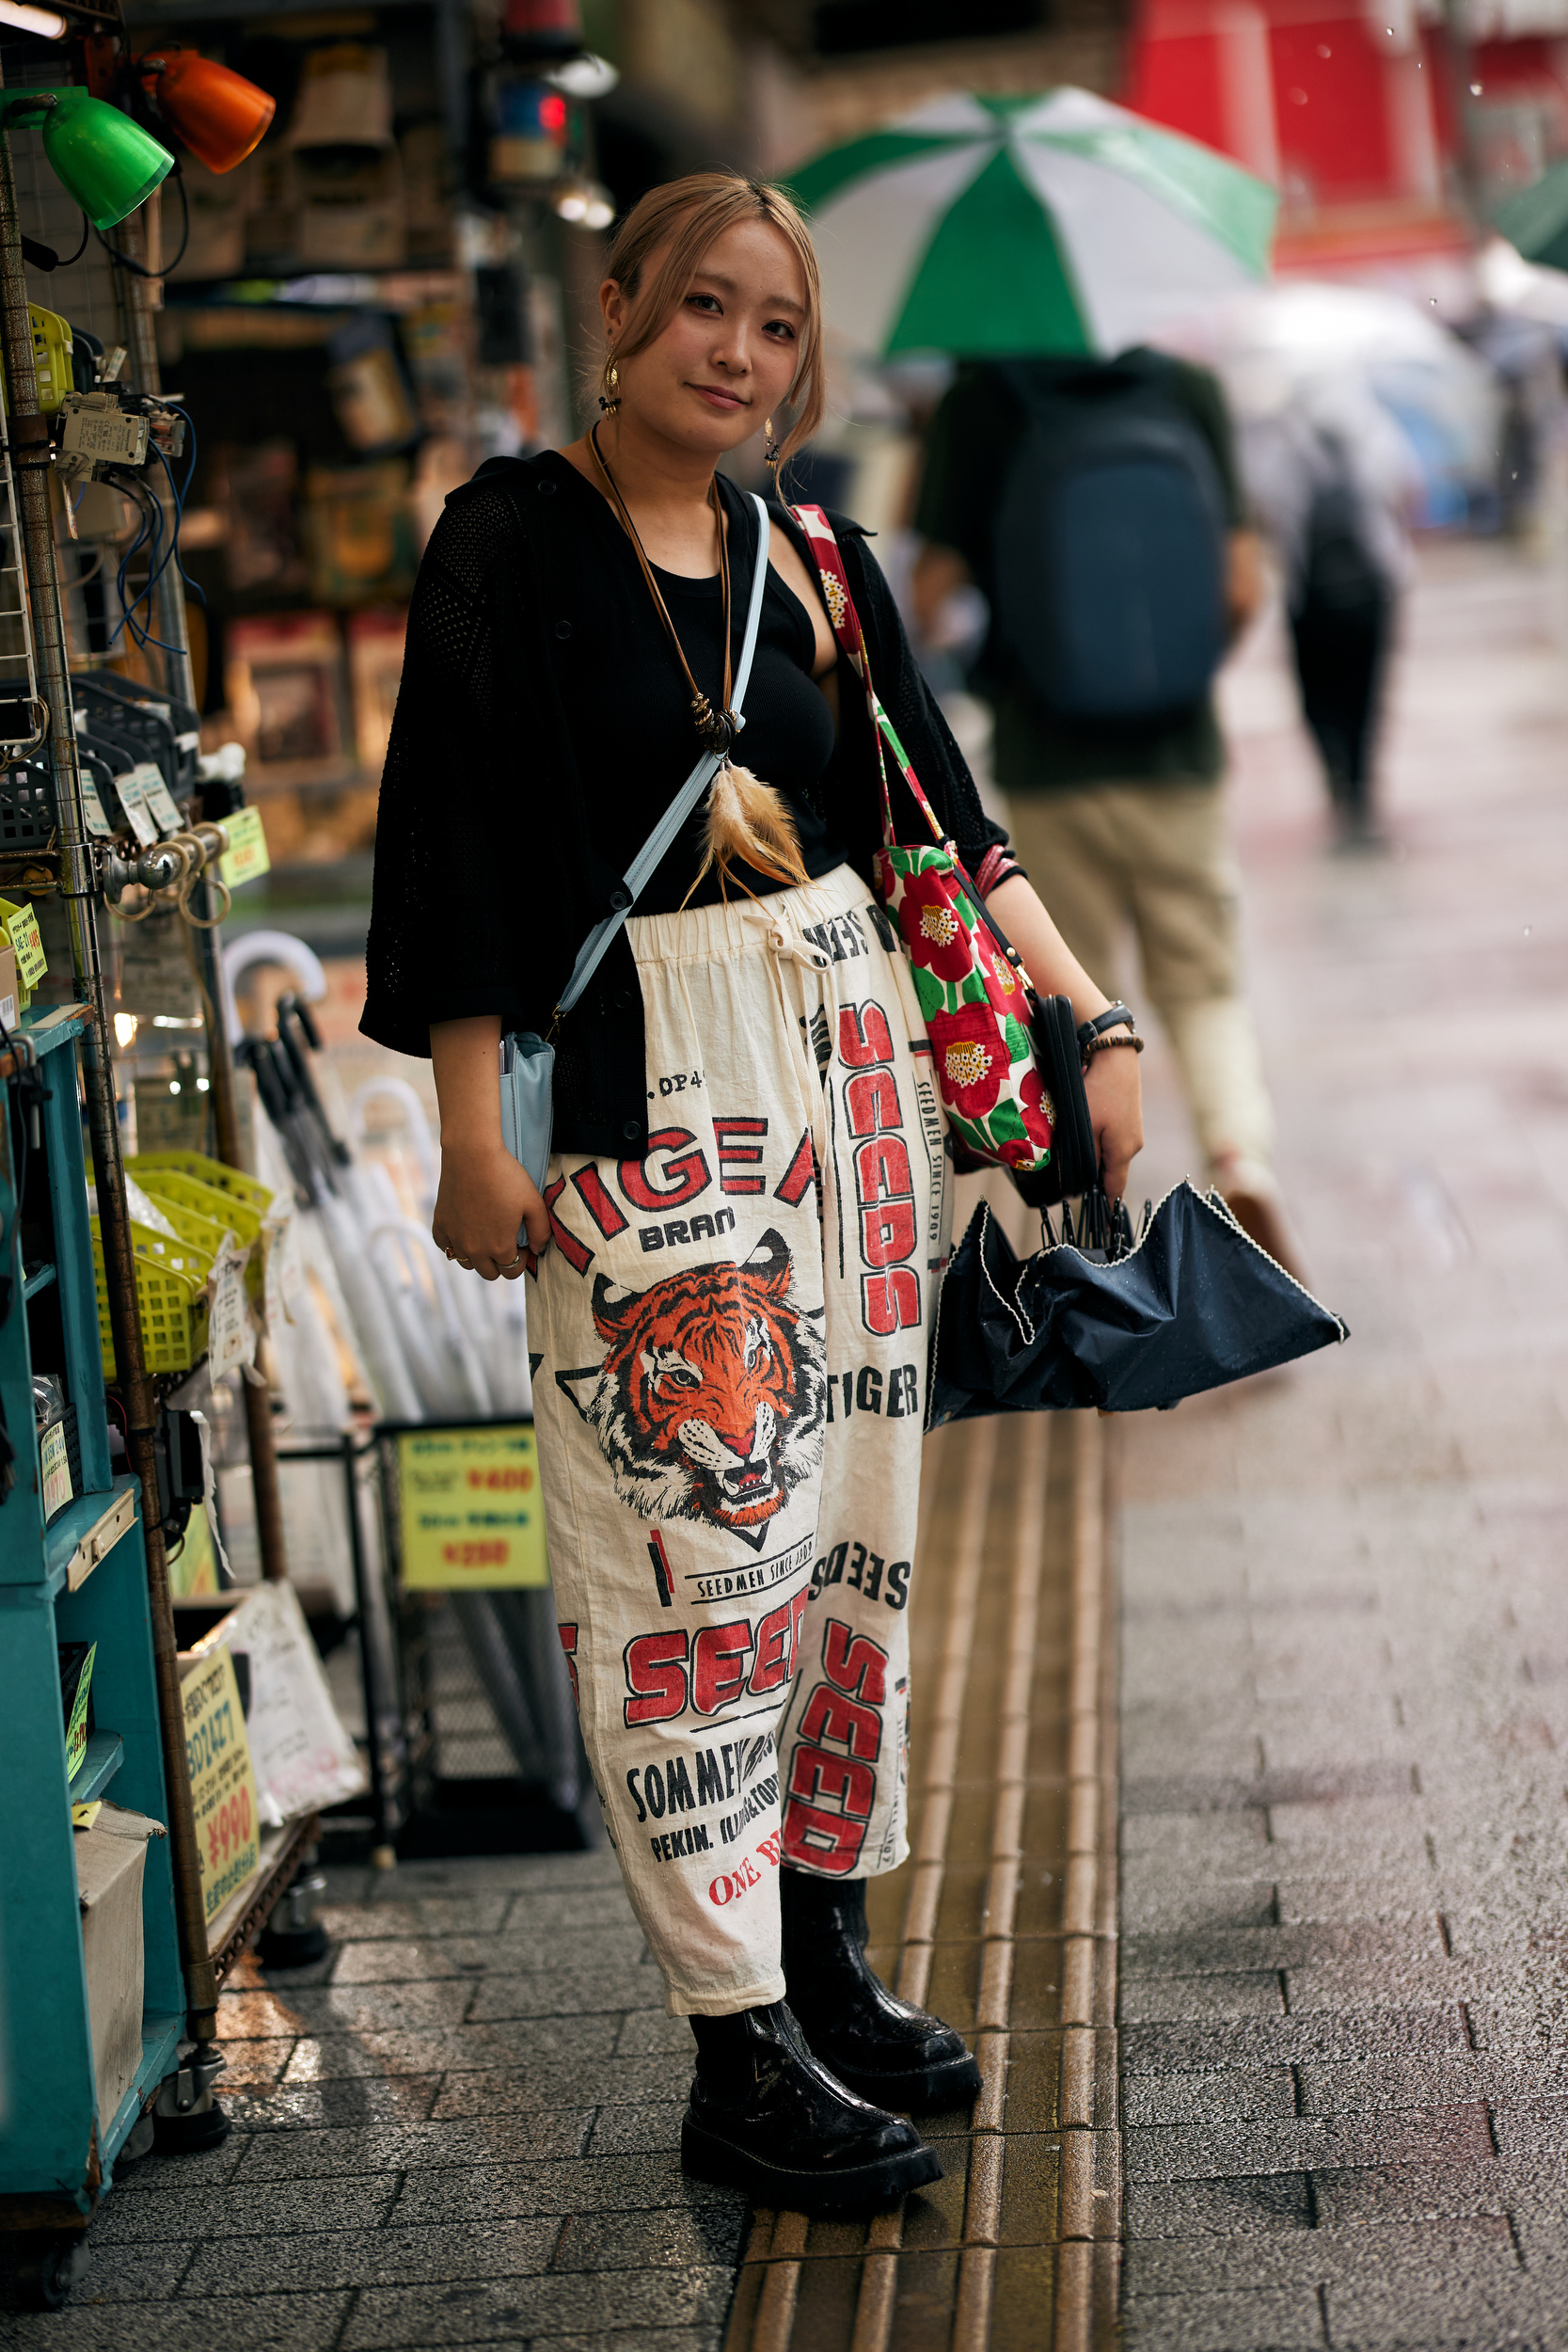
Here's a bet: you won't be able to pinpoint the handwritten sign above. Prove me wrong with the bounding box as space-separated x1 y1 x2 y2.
396 1423 548 1590
181 1646 260 1925
0 898 46 990
218 806 270 890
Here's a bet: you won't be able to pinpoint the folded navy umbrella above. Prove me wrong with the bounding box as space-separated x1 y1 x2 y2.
930 1182 1348 1422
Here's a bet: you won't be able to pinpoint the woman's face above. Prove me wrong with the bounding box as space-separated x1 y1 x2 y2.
603 216 808 458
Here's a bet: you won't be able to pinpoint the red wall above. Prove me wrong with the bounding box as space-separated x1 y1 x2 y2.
1125 0 1452 210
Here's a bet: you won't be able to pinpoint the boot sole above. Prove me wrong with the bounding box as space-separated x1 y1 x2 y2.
811 2050 984 2117
681 2116 942 2215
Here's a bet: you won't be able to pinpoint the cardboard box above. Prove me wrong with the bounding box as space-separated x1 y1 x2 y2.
74 1803 166 2124
288 146 405 270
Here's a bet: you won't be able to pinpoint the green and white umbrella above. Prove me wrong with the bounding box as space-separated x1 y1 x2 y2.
786 87 1276 359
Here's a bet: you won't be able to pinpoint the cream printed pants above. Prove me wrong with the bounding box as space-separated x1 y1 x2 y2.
530 864 950 2014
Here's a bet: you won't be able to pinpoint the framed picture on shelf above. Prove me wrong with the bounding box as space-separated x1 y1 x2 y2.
226 612 352 786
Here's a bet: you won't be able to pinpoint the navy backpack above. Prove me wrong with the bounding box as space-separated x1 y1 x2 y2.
990 355 1229 724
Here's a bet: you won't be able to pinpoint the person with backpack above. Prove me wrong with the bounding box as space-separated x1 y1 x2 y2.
912 349 1300 1276
1240 373 1416 847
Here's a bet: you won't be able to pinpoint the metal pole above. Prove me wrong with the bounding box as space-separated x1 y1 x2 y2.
0 117 217 2042
116 196 291 1584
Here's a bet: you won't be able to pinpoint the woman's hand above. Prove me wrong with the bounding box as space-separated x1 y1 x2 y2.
433 1139 547 1279
985 874 1148 1202
1084 1044 1144 1209
428 1012 550 1279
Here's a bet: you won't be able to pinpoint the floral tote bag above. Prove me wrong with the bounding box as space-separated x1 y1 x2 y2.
791 501 1057 1181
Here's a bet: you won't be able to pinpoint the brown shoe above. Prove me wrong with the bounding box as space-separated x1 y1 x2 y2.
1212 1156 1309 1288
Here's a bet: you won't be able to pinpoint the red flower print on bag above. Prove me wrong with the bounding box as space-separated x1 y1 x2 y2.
927 1002 1009 1121
897 866 974 986
1019 1064 1055 1138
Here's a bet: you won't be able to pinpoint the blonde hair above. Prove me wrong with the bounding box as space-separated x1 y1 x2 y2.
600 171 826 898
602 170 826 479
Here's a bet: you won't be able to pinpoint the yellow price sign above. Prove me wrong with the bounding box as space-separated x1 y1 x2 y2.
396 1423 549 1590
182 1646 260 1925
0 898 46 990
218 806 271 891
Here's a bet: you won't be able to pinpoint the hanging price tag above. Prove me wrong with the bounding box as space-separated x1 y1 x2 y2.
206 1243 250 1377
110 767 159 848
218 805 270 889
135 760 185 836
0 899 47 990
78 771 113 839
181 1647 261 1925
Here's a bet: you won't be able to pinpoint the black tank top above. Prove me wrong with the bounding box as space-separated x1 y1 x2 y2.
546 454 847 914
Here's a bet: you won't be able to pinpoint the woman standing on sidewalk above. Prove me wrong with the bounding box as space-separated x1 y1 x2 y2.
363 171 1143 2213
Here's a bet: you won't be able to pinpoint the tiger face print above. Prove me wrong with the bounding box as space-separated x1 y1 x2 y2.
557 1229 826 1549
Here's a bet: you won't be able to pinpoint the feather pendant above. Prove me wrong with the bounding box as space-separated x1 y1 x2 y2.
689 760 811 899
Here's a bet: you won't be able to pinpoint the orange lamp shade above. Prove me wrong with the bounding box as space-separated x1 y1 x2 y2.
141 49 276 174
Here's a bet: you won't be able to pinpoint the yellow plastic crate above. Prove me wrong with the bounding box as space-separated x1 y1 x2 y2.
128 1152 272 1226
90 1216 211 1379
129 1156 269 1301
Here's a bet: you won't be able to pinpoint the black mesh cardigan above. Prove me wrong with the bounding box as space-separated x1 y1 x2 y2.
361 453 1014 1158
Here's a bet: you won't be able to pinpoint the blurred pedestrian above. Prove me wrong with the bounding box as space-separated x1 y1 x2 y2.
912 350 1302 1274
1240 373 1416 848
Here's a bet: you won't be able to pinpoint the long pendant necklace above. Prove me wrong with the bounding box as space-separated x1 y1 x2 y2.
588 422 737 754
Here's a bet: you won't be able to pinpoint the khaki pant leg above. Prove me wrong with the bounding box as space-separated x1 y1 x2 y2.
1118 784 1275 1171
998 787 1131 1004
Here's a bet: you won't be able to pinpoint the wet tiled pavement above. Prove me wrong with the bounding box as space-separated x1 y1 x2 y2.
1117 539 1568 2348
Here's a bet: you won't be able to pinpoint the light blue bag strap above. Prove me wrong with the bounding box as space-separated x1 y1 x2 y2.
554 494 771 1022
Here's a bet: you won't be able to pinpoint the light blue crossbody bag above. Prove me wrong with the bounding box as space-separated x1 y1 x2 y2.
499 494 773 1203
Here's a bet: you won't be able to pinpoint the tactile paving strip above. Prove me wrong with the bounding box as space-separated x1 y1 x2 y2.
722 1412 1121 2352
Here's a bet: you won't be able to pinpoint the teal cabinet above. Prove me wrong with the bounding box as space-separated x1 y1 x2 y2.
0 1008 184 2211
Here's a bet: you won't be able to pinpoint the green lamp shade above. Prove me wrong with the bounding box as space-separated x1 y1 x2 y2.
39 90 173 230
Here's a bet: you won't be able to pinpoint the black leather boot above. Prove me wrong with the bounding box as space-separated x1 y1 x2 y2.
781 1869 983 2114
683 2002 942 2214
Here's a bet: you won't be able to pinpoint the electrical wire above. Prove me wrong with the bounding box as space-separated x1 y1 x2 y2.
103 466 181 654
152 438 204 609
55 212 88 270
94 167 189 279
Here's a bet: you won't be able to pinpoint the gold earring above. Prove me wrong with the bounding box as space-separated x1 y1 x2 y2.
599 353 620 416
764 416 781 469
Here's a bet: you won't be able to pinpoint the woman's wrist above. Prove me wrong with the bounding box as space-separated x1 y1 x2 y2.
440 1120 507 1157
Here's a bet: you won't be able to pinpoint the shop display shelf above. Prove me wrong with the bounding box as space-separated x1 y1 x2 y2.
1 1012 186 2227
102 2012 183 2172
206 1813 319 1983
40 1481 138 1603
68 1732 124 1808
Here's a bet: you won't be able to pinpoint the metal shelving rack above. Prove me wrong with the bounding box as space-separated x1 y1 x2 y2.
0 1006 183 2302
0 46 314 2303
